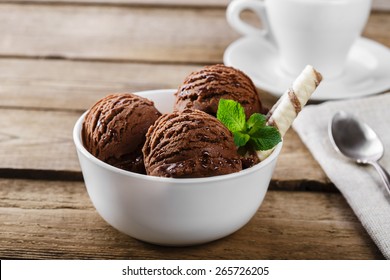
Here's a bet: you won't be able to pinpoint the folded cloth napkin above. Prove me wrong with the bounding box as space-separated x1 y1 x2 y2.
292 93 390 259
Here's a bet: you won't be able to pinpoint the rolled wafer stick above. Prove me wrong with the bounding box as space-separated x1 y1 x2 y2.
257 65 322 160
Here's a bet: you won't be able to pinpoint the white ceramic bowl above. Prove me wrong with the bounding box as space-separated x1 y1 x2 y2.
73 89 282 246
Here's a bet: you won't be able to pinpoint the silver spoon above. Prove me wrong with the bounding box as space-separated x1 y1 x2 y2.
329 111 390 195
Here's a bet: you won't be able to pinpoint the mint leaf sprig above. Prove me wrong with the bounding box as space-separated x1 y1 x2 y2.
216 99 281 151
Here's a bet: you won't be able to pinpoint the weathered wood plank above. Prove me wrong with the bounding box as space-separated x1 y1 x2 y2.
0 109 81 172
373 0 390 11
0 4 237 63
0 59 200 110
0 107 329 185
273 128 331 188
363 10 390 47
0 58 280 111
0 178 383 259
0 0 228 7
1 0 388 11
0 5 388 63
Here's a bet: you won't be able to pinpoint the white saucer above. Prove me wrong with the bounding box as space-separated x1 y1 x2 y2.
223 36 390 101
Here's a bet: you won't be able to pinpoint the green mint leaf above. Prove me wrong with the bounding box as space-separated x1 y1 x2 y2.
247 113 266 130
249 126 282 151
217 99 246 132
233 131 250 147
216 99 281 152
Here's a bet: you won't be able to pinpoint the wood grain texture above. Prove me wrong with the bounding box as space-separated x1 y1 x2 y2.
1 0 388 11
0 58 281 111
373 0 390 11
0 109 81 172
0 178 383 259
0 4 237 63
363 10 390 47
0 58 199 110
0 0 229 7
0 5 388 63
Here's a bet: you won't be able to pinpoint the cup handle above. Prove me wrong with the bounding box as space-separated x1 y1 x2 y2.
227 0 272 40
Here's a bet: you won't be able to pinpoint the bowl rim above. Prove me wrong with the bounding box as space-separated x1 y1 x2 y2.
73 89 283 184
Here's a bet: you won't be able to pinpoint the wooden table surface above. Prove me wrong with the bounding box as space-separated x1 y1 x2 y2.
1 0 389 260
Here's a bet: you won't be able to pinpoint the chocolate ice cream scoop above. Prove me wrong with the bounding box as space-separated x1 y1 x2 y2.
82 93 161 174
143 109 242 178
174 64 263 119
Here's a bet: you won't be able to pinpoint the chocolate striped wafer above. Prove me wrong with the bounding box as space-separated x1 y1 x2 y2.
257 65 322 160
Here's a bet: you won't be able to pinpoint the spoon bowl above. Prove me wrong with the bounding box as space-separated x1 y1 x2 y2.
330 111 384 163
329 111 390 195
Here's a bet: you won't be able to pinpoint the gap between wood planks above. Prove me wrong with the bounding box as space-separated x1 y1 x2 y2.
0 0 229 10
0 0 388 11
0 168 336 192
0 54 217 67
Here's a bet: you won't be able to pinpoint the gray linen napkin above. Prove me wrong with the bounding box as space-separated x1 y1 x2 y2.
292 93 390 259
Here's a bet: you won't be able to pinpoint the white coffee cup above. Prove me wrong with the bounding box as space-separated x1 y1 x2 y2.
227 0 372 79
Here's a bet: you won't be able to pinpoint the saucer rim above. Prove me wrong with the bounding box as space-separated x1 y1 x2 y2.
223 36 390 101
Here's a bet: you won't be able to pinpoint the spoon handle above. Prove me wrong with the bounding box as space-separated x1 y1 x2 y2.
370 161 390 195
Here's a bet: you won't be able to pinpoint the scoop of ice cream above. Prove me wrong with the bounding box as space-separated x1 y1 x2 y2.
82 93 161 174
143 109 242 178
240 149 261 170
174 64 264 119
